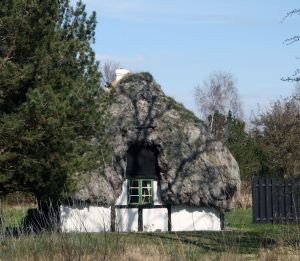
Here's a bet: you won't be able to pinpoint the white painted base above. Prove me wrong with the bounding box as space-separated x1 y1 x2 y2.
115 208 139 232
171 206 221 231
60 205 111 232
60 180 221 232
143 208 168 232
60 205 220 232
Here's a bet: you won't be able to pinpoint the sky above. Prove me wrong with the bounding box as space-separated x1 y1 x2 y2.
75 0 300 121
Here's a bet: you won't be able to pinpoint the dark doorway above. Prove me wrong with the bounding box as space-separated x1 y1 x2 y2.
126 144 160 179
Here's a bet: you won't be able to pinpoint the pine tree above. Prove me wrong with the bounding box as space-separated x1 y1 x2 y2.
0 0 106 202
206 111 264 181
225 112 264 181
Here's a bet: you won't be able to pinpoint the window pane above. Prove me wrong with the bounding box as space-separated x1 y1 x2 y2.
142 187 151 196
130 180 139 187
141 179 152 204
128 179 153 205
142 180 151 187
129 195 139 204
141 195 152 204
129 188 139 196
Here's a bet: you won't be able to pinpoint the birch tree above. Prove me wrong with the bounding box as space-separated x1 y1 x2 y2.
195 71 243 131
101 60 120 88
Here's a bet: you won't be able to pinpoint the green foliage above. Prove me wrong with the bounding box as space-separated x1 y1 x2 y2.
0 0 105 201
207 111 264 180
2 206 30 227
207 110 227 140
208 95 300 180
225 112 265 180
251 97 300 178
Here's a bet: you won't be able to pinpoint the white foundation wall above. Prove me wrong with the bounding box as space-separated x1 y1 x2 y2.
60 205 111 232
60 180 221 232
115 208 168 232
60 204 221 232
143 208 168 232
171 206 221 231
115 206 221 232
115 208 139 232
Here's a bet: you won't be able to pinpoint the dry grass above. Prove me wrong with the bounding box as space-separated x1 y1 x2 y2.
1 191 36 207
4 246 171 261
1 231 300 261
2 194 300 260
235 181 252 209
120 246 171 261
258 245 300 261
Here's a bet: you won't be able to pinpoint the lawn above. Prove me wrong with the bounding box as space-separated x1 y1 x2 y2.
1 206 300 260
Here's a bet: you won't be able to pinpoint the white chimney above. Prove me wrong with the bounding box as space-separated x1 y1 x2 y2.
115 68 130 82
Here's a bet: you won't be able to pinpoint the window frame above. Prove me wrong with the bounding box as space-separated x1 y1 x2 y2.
127 178 154 205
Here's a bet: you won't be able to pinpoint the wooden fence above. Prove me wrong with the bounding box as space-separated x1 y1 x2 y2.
252 177 300 224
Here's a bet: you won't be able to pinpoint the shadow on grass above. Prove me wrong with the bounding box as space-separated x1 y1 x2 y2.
143 231 277 254
1 207 59 237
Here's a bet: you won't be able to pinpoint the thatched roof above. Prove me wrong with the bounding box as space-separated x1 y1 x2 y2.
73 72 240 210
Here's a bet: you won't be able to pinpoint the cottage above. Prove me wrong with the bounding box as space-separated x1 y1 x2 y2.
60 71 240 232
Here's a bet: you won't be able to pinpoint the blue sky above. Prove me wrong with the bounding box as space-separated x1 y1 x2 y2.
77 0 300 120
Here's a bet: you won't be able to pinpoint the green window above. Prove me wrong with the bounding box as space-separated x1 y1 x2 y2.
128 179 154 205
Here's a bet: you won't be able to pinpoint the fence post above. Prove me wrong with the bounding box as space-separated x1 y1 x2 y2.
278 179 285 223
259 178 266 223
272 178 279 223
285 179 292 224
266 178 272 223
252 177 259 223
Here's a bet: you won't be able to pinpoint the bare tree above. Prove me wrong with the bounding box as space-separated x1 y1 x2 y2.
101 60 120 88
282 9 300 81
195 71 243 131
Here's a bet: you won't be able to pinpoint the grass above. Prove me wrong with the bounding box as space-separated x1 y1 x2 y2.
2 205 31 227
1 205 300 260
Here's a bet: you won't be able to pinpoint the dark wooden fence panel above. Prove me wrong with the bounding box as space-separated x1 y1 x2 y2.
252 177 300 224
278 180 285 221
252 177 259 223
265 178 272 223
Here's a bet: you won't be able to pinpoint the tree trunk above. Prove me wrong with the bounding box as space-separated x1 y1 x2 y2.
37 200 60 232
23 199 60 232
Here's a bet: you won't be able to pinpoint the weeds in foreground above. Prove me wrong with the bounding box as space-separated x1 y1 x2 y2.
1 201 300 260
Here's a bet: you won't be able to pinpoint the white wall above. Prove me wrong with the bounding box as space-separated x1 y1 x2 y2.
60 180 221 232
171 206 221 231
115 208 139 232
60 204 220 232
60 205 111 232
115 180 128 205
143 208 168 232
